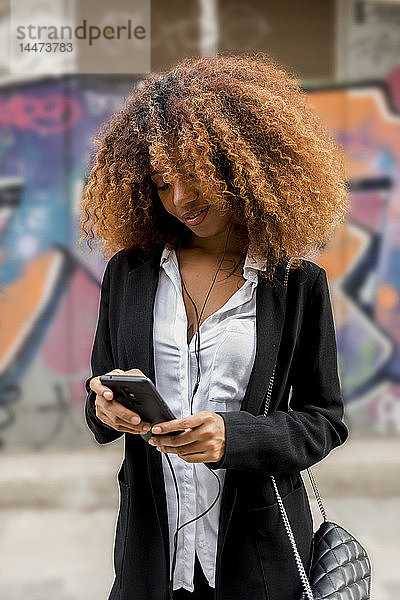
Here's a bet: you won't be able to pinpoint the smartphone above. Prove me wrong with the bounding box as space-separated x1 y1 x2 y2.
99 373 186 442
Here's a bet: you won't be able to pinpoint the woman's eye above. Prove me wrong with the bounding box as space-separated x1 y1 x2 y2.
158 183 170 191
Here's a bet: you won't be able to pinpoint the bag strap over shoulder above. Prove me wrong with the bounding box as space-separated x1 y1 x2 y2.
264 256 324 600
263 257 327 519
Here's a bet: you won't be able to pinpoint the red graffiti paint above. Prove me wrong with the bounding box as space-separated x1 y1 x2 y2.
0 94 81 134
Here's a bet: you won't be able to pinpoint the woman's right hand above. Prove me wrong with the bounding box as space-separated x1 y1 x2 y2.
89 368 152 435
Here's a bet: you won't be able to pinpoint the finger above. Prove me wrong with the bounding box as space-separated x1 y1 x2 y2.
90 376 113 398
151 412 206 435
107 420 152 435
124 368 145 376
157 445 210 462
107 399 145 426
113 422 151 434
179 452 211 463
112 417 152 434
157 441 201 454
89 369 124 399
97 408 152 434
150 430 194 447
95 395 143 426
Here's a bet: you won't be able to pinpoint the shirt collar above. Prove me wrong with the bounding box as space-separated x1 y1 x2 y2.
160 243 266 283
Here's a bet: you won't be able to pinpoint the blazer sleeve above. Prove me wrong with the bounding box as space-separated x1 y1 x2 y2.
84 255 124 445
206 267 349 476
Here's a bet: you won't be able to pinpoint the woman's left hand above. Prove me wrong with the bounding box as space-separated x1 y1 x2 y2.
147 411 225 463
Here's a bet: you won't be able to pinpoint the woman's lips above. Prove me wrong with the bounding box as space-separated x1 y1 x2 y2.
183 206 209 226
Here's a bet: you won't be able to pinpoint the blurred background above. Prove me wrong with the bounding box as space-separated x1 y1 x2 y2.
0 0 399 598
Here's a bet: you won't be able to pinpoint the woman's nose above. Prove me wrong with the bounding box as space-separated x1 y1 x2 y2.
172 178 197 207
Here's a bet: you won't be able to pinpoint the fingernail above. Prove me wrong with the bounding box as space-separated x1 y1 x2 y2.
104 391 112 399
142 425 151 433
131 416 140 424
152 426 161 433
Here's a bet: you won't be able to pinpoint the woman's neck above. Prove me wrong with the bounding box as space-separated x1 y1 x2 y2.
183 223 244 258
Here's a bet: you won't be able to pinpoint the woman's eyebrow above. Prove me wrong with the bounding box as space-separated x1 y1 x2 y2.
150 170 160 176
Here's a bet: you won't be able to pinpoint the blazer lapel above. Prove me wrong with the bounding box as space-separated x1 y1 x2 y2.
122 252 160 376
122 250 172 567
241 264 289 416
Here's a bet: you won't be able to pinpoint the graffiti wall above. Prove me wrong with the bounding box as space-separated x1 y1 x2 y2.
0 77 135 448
308 65 400 434
0 69 399 448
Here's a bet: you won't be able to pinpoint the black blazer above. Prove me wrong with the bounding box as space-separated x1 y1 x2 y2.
84 246 349 600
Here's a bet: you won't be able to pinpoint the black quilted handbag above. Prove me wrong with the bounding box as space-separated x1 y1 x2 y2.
270 469 372 600
265 258 372 600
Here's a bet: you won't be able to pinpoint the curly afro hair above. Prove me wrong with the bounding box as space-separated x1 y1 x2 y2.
79 51 349 281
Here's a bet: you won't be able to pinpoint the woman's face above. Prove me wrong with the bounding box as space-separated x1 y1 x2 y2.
150 171 233 241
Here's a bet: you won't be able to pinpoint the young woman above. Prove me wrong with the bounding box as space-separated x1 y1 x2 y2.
80 52 349 600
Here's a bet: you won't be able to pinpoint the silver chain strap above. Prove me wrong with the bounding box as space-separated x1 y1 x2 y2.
262 257 327 600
